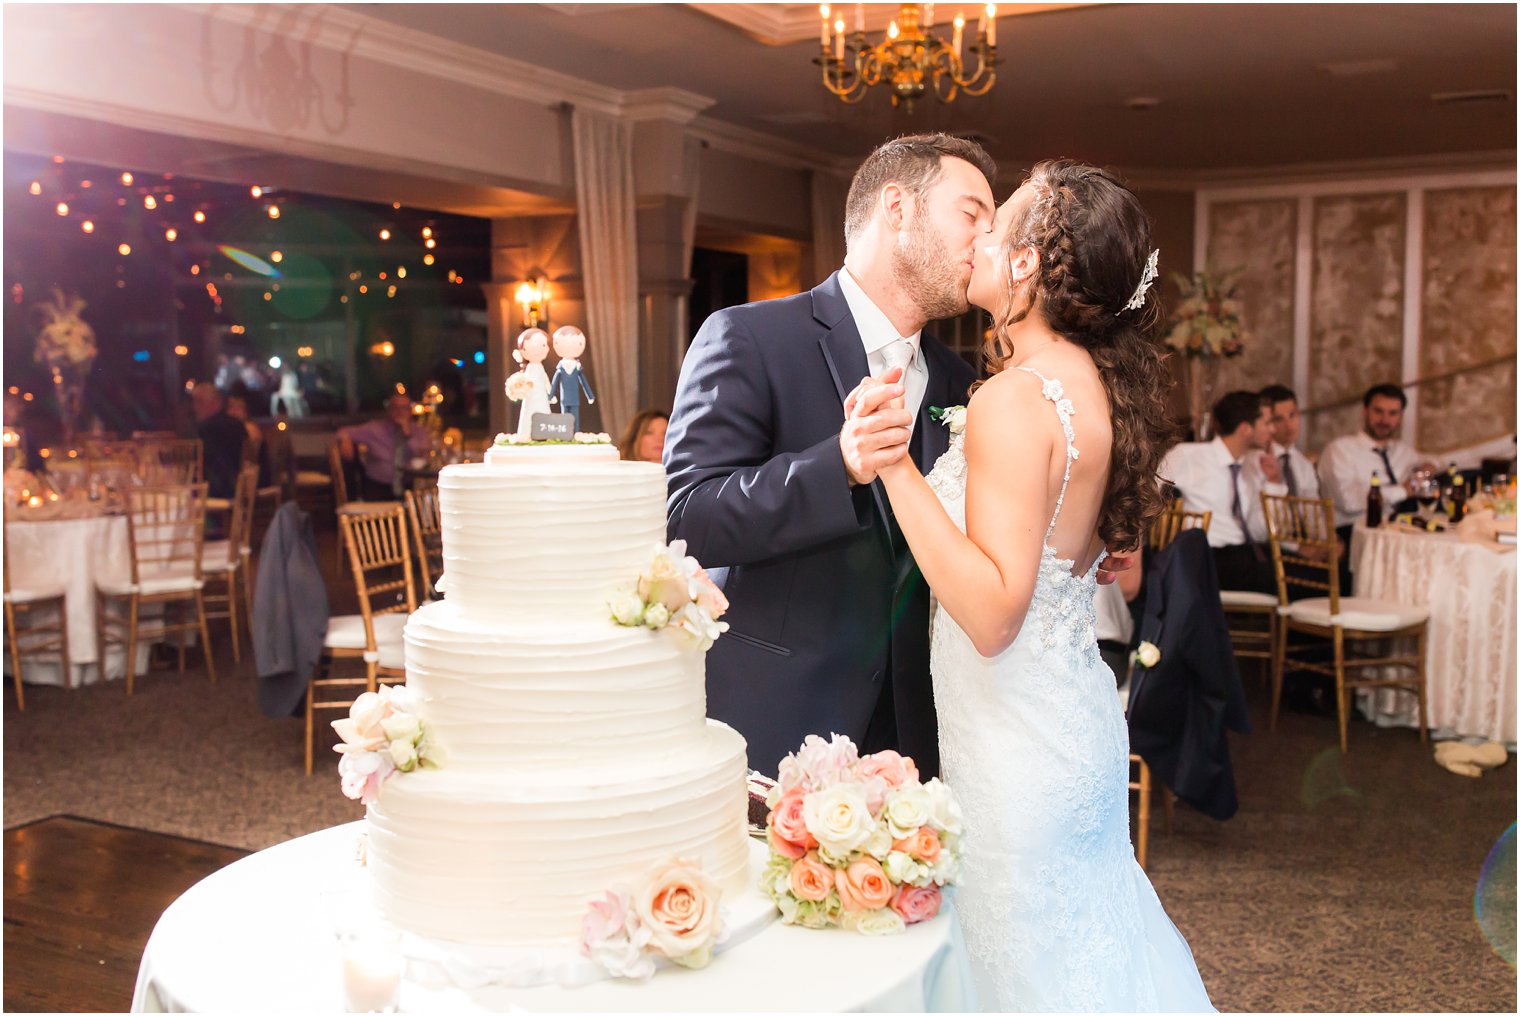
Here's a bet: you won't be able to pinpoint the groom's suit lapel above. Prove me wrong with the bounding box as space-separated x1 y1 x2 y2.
814 274 893 544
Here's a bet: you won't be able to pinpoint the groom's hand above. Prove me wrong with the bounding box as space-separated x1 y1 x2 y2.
1096 549 1137 585
841 369 912 486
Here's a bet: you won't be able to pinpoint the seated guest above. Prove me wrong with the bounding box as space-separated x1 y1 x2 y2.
337 392 434 501
1259 384 1321 499
1317 383 1439 535
191 382 246 500
225 392 265 478
617 408 669 464
1158 390 1286 595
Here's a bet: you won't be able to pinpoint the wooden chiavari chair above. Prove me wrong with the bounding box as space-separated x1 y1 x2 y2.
1148 498 1211 551
3 526 70 708
95 482 216 693
202 466 258 663
403 486 443 602
138 438 203 485
1261 493 1430 750
305 505 415 774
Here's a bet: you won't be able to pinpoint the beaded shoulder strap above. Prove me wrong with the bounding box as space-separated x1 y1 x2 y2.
1013 366 1079 542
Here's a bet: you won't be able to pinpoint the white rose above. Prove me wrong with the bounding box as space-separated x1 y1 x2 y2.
922 778 963 837
842 907 906 936
1132 640 1161 669
388 738 419 772
643 602 671 629
882 784 932 840
380 711 421 744
927 850 961 887
883 850 926 885
802 783 876 856
610 590 646 626
947 406 968 434
862 824 894 861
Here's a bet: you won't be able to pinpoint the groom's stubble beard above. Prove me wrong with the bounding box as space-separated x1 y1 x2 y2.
891 206 970 322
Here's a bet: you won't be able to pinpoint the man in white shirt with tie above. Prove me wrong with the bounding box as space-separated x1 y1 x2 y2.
1158 390 1287 594
1259 384 1320 500
1317 383 1438 532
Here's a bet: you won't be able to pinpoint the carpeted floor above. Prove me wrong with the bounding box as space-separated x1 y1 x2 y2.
3 573 1515 1010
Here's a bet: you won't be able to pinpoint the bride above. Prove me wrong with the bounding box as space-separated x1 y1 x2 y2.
849 160 1213 1011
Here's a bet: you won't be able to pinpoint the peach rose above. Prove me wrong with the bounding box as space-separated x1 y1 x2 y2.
769 788 816 854
893 827 942 864
788 851 833 903
767 822 805 860
857 750 919 790
692 569 729 620
834 856 894 912
890 884 942 925
634 860 723 968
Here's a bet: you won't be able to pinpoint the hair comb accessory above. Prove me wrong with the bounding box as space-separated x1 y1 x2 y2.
1119 248 1160 314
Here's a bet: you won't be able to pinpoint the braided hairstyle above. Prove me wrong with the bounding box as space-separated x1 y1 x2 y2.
981 159 1175 552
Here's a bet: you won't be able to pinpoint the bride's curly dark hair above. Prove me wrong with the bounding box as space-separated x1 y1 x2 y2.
978 159 1175 552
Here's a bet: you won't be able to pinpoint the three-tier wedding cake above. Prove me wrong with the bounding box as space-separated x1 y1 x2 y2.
350 443 751 954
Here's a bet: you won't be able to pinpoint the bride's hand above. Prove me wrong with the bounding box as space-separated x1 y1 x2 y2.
840 367 913 486
1096 548 1137 585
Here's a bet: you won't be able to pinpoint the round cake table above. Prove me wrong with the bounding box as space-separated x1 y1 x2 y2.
130 822 978 1013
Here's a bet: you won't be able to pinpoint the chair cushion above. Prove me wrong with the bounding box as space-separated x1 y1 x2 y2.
324 612 408 651
1219 589 1278 608
4 586 66 604
376 640 406 671
97 565 204 596
1286 596 1430 632
295 470 330 488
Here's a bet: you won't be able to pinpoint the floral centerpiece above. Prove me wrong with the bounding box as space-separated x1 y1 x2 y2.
332 685 443 804
759 734 962 935
32 289 98 442
609 540 730 651
1164 268 1251 439
580 859 728 979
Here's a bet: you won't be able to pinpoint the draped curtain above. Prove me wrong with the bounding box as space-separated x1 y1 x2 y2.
809 169 850 287
571 107 639 435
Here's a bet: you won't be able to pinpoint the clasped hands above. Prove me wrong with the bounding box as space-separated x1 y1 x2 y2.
838 366 1134 586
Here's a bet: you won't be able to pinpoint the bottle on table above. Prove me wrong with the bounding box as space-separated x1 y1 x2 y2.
1449 474 1467 523
1366 472 1384 529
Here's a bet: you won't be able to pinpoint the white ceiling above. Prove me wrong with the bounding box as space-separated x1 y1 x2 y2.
341 2 1516 180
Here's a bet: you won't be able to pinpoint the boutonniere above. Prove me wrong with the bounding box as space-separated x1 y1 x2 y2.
929 405 967 435
1130 641 1161 669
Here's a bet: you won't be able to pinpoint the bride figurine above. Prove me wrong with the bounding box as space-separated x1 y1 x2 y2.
506 327 552 439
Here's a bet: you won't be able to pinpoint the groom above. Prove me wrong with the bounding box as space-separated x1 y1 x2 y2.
665 134 995 779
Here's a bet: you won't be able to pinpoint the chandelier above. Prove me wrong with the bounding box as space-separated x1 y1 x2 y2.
815 3 998 110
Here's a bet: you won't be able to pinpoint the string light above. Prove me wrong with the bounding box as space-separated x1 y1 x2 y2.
28 181 40 195
387 285 397 298
250 185 263 198
54 202 69 216
194 210 206 223
270 250 283 263
190 264 201 276
164 193 174 202
396 267 406 278
263 292 273 301
423 253 435 266
266 204 280 219
121 172 134 185
164 228 178 241
118 243 132 256
392 202 401 210
80 180 91 189
424 238 436 249
174 344 189 356
51 155 64 164
143 195 157 210
81 220 94 233
359 284 368 294
379 229 391 241
421 227 433 239
379 272 387 281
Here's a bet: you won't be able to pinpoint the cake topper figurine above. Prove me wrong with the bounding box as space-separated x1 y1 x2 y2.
506 327 552 439
548 325 596 433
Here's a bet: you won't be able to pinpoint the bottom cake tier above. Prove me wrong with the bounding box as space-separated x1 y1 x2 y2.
364 720 750 945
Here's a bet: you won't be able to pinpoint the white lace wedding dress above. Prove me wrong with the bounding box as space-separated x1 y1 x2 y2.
924 367 1214 1012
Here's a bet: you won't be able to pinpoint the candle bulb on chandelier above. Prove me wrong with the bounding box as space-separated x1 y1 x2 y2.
819 4 829 49
953 11 964 56
888 19 899 39
986 3 996 44
855 1 864 32
834 18 845 59
925 3 935 28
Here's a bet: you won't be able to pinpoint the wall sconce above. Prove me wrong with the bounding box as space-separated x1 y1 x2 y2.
515 275 549 328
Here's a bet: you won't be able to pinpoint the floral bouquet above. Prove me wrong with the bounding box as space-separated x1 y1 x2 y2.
504 370 536 403
760 734 962 935
332 685 443 804
580 858 727 980
609 540 730 651
1163 269 1250 359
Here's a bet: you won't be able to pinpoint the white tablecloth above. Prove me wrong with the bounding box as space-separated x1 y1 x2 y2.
1351 524 1517 744
131 822 978 1013
4 514 152 686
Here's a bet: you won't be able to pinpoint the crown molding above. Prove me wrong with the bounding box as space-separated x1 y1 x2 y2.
687 2 1097 46
619 87 718 125
688 115 858 175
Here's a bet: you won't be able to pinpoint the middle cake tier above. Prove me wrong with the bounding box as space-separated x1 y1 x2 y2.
404 599 708 774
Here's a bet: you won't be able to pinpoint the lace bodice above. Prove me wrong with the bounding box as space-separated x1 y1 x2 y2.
922 367 1212 1012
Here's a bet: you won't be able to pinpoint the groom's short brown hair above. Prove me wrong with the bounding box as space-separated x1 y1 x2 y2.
843 133 997 247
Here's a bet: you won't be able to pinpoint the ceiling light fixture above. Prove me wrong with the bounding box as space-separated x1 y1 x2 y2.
816 3 998 110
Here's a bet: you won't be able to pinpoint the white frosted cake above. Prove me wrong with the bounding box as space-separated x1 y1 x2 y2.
361 451 751 948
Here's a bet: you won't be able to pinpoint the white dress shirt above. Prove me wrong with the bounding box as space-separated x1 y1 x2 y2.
838 268 928 430
1268 441 1321 500
1317 432 1424 528
1157 438 1287 548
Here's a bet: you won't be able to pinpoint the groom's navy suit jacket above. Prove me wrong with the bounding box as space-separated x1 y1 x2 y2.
666 271 977 779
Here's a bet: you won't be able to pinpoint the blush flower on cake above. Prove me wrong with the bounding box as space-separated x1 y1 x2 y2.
609 540 730 651
760 734 962 934
331 685 442 804
579 858 728 980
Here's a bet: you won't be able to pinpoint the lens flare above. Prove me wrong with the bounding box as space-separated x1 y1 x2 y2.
217 245 282 278
1300 747 1362 810
1476 823 1516 967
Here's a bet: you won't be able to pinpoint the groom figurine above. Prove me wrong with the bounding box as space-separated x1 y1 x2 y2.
548 325 596 431
665 134 995 779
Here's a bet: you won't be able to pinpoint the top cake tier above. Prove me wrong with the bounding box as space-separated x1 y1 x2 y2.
437 459 667 624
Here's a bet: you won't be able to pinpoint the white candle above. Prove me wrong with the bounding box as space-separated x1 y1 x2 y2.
855 1 864 32
925 3 935 28
820 4 830 49
835 18 845 58
341 937 400 1013
986 3 996 44
953 12 964 57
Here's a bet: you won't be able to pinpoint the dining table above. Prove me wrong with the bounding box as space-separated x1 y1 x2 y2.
1350 521 1517 744
4 504 153 686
